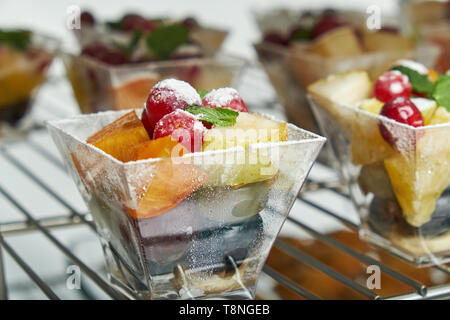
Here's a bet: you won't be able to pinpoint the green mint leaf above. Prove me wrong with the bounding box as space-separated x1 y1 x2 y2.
432 75 450 112
392 66 434 98
197 89 209 99
105 20 123 30
0 30 31 51
146 24 189 60
112 30 142 57
291 28 313 42
185 105 239 127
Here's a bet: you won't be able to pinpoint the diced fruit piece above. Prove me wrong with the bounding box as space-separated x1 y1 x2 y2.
428 106 450 125
202 88 248 112
202 113 288 187
130 135 189 161
126 159 207 219
86 110 150 162
356 98 384 114
113 76 159 110
363 31 412 52
307 71 372 106
142 79 201 136
384 122 450 227
153 109 206 153
263 32 289 46
411 98 437 125
312 14 346 39
428 69 439 83
80 11 95 26
373 70 412 103
378 97 423 148
81 42 127 65
122 14 156 33
310 26 363 58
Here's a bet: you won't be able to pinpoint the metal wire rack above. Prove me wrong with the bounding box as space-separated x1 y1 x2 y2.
0 64 449 300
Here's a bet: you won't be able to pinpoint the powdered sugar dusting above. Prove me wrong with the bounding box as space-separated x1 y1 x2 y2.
203 87 239 107
154 79 201 106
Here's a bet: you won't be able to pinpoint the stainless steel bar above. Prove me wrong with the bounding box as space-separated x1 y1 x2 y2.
296 197 359 230
26 141 67 171
0 215 85 235
263 266 322 300
0 234 59 300
0 185 128 300
385 284 450 300
275 239 380 300
286 216 427 296
0 243 7 300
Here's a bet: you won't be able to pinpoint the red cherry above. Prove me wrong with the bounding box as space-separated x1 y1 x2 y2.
80 11 95 26
81 42 127 65
312 15 346 39
142 79 201 137
202 88 248 112
122 14 156 33
373 70 412 103
378 97 424 147
263 32 289 46
153 109 206 153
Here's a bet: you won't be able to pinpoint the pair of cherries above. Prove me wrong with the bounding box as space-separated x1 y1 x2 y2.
141 80 248 152
373 70 424 147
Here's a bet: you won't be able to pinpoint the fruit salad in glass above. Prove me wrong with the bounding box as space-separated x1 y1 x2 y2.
47 79 325 299
62 11 243 114
0 29 58 132
308 60 450 265
400 0 450 73
254 8 438 166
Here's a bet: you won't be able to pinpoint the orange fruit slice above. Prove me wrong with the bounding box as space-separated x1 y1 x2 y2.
126 136 207 219
113 77 159 110
87 110 150 162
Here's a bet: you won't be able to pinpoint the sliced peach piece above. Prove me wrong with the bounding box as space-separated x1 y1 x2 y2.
113 77 159 110
87 110 150 162
125 135 207 219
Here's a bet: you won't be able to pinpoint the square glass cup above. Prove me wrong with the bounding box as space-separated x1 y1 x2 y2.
308 93 450 266
47 109 325 299
0 32 59 137
61 52 247 115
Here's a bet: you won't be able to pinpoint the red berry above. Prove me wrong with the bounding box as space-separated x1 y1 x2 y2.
312 15 346 39
153 109 206 153
263 32 289 46
142 79 201 137
373 70 412 103
122 14 156 33
80 11 95 26
81 42 127 65
181 17 198 29
378 97 424 147
202 88 248 112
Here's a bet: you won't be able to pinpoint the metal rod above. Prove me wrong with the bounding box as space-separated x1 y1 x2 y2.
0 234 59 300
275 239 379 300
286 216 428 296
263 266 322 300
0 214 85 235
0 185 127 300
0 243 8 300
385 284 450 300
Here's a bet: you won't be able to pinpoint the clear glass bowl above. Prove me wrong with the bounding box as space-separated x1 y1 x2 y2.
61 53 247 114
308 93 450 266
0 32 59 135
47 109 325 299
399 0 450 73
254 42 438 168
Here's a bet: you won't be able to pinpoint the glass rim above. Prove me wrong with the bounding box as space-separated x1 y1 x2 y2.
60 50 249 72
307 93 450 131
46 108 326 167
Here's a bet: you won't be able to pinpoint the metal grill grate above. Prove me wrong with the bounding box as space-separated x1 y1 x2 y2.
0 64 449 300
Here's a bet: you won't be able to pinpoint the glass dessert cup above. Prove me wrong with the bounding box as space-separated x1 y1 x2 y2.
400 0 450 73
61 53 247 114
308 94 450 266
47 109 325 300
0 32 59 136
254 41 439 169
